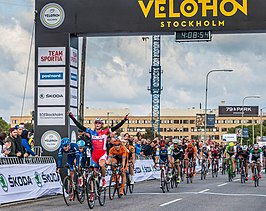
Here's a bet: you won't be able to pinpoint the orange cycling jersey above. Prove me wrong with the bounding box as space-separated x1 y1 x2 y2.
109 145 128 158
185 147 197 155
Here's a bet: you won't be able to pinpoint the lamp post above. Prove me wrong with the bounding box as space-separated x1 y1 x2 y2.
241 95 260 145
204 69 233 143
260 107 266 141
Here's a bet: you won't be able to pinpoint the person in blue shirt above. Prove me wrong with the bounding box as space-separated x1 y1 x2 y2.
57 138 80 182
77 139 91 168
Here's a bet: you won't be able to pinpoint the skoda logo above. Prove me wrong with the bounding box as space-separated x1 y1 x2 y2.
0 174 8 192
40 93 45 99
34 172 42 187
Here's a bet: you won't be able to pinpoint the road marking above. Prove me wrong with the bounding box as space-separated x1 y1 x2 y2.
160 198 182 207
134 192 198 195
202 192 266 197
217 183 228 187
233 179 240 182
198 189 210 193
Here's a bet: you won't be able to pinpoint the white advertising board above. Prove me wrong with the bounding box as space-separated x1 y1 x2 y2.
37 107 65 125
70 87 78 107
70 47 78 68
38 47 66 66
69 107 78 126
38 67 65 86
70 67 78 87
222 134 237 142
38 87 65 106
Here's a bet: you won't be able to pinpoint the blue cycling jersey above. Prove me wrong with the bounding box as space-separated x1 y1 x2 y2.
57 143 80 169
156 146 171 163
79 146 91 167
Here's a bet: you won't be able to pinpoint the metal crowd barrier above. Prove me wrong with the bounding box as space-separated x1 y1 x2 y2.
34 146 43 156
0 156 55 165
136 155 154 160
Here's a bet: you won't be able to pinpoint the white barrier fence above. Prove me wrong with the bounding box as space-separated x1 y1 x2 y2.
0 157 62 205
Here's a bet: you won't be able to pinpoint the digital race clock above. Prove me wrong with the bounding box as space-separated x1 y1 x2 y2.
175 30 212 42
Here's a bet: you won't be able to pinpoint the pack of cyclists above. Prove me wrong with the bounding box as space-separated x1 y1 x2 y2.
57 112 266 202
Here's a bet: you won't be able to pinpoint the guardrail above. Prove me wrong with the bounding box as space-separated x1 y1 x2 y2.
0 156 55 165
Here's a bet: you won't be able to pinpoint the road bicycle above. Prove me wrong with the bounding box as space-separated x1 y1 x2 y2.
186 158 194 184
158 162 170 193
253 161 260 187
108 163 123 199
62 166 85 206
226 158 234 182
211 157 219 178
86 166 106 209
125 162 134 194
239 158 247 184
201 159 207 180
171 160 181 188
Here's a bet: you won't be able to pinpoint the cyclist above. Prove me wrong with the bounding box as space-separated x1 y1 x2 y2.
224 142 237 177
155 140 172 187
57 138 80 190
107 137 128 196
263 145 266 172
237 145 250 181
77 139 91 168
68 111 129 188
210 144 220 173
184 142 197 176
123 138 136 185
171 139 184 182
249 144 263 180
200 144 211 172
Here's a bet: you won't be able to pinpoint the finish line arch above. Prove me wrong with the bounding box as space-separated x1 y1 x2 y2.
34 0 266 156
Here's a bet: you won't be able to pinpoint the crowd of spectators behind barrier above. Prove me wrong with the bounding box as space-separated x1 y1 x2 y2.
0 123 36 158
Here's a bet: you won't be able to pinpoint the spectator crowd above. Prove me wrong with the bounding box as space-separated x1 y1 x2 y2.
0 123 36 158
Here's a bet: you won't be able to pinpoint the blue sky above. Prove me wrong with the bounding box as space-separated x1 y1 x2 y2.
1 1 266 123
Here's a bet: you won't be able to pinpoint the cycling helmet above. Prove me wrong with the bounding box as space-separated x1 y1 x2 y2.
159 140 166 147
61 138 71 147
202 144 207 148
77 139 85 148
229 142 234 147
173 139 180 144
113 137 122 145
253 144 259 150
242 145 248 151
95 118 104 124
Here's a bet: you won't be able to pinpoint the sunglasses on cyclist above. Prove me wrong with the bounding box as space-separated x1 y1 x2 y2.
114 144 120 146
95 121 103 125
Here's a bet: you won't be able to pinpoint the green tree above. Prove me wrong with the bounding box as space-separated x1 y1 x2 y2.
0 118 9 133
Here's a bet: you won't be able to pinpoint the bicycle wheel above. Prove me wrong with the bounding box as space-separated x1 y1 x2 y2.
109 174 117 200
97 180 106 206
86 177 95 209
212 162 214 178
254 166 258 187
165 178 170 192
160 170 166 193
77 176 85 204
63 176 75 206
201 165 204 180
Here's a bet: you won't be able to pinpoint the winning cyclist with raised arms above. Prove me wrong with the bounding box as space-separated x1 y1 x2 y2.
68 111 129 187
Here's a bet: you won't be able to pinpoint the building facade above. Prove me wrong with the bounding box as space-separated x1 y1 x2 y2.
10 107 265 141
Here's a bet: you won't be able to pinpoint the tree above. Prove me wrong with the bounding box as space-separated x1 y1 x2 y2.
0 118 9 133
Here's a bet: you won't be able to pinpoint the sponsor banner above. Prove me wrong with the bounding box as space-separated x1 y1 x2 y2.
219 106 259 117
38 87 65 106
206 114 215 128
222 134 237 142
37 0 266 35
70 67 78 87
242 128 249 138
70 47 78 68
0 163 62 204
196 114 205 128
70 87 78 107
41 130 61 152
40 3 65 29
38 47 66 66
37 107 65 125
69 107 78 126
38 67 65 86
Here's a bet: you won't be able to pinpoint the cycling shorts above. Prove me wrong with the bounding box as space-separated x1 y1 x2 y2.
91 150 107 167
66 155 76 171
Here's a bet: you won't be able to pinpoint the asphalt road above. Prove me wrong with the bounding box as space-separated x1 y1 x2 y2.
1 172 265 211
